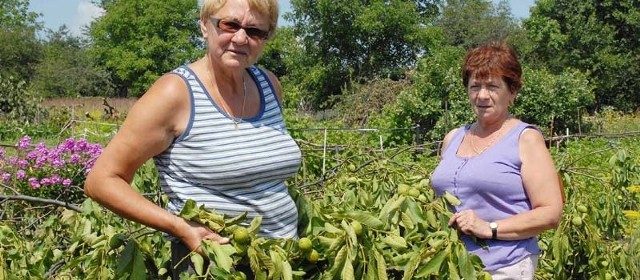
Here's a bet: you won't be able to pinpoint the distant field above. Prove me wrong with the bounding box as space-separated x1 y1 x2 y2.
42 97 138 116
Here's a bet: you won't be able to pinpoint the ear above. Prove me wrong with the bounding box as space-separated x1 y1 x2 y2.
200 19 208 38
510 92 518 105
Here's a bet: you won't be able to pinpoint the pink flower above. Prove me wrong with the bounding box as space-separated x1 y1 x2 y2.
62 179 72 187
1 173 10 182
16 170 26 180
16 136 31 150
28 178 40 189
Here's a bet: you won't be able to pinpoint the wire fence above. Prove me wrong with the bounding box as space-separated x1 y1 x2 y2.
3 117 639 171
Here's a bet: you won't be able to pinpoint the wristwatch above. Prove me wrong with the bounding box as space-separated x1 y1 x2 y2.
489 222 498 240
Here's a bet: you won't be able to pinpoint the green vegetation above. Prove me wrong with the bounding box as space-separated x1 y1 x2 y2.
1 121 639 278
1 0 640 278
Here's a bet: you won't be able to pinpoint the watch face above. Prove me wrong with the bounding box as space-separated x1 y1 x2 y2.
490 222 498 229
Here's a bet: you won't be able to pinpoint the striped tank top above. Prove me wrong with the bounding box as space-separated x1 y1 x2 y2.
154 65 302 239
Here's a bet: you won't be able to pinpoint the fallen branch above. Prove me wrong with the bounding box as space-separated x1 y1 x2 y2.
0 194 82 212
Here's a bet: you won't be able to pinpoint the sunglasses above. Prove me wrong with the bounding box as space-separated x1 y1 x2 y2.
209 16 270 40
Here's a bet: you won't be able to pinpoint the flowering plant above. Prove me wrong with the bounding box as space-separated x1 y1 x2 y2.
0 136 103 203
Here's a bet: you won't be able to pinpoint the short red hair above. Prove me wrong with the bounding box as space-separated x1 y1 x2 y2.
462 42 522 93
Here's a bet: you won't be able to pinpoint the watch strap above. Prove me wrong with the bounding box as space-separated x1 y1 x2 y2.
490 222 498 240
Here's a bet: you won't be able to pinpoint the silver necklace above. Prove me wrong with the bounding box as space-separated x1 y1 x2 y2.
469 121 506 155
204 56 247 129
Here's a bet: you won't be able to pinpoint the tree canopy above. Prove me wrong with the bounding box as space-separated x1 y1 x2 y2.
0 0 42 81
524 0 640 112
286 0 441 108
88 0 202 97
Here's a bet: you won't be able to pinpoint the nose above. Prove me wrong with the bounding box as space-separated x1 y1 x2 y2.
476 87 491 99
231 29 249 44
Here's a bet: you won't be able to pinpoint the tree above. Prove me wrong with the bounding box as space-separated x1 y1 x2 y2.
435 0 523 50
88 0 202 97
0 0 42 81
31 26 114 97
287 0 441 109
524 0 640 112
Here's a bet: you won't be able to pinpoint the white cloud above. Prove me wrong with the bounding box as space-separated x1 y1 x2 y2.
71 0 104 35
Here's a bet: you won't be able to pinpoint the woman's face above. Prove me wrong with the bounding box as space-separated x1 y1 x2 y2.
467 74 515 122
201 0 269 70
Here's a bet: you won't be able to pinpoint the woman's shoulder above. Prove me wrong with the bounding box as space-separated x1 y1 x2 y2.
516 122 546 147
440 125 469 153
129 72 190 120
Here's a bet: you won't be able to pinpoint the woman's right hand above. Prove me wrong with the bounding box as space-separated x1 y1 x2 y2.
177 218 230 253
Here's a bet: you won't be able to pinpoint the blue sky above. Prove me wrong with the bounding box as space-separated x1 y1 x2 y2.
28 0 535 37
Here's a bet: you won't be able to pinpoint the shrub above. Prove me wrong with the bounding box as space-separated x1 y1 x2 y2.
0 74 48 124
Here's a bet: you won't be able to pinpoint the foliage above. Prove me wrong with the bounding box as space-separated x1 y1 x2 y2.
1 122 640 278
537 138 640 279
512 67 595 135
287 0 440 108
0 74 48 125
0 0 42 81
435 0 523 49
31 26 115 97
258 27 309 111
524 0 640 112
334 78 412 127
88 0 202 97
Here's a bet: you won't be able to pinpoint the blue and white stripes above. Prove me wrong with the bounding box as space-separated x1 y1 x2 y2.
154 65 302 239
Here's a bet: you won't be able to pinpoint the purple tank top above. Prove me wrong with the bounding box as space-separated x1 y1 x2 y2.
430 121 540 271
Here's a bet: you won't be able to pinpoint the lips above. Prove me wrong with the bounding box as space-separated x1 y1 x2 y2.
228 49 248 55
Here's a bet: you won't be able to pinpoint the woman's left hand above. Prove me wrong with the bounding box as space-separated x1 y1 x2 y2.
449 210 491 239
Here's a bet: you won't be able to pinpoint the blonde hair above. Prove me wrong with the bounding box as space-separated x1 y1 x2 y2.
200 0 279 38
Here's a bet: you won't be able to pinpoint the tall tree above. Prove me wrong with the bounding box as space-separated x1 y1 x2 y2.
435 0 523 49
524 0 640 112
287 0 441 108
32 26 114 97
88 0 202 97
0 0 42 81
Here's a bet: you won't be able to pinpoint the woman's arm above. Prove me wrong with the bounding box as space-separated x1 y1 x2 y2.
84 74 228 250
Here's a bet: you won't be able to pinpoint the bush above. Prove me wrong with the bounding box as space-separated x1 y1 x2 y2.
0 74 48 124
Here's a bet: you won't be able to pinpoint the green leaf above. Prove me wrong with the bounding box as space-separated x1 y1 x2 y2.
457 244 476 280
381 234 407 250
204 241 235 273
115 241 147 280
443 191 462 206
224 211 248 226
248 216 263 234
402 250 422 280
374 250 388 280
400 211 415 229
268 248 283 279
190 253 204 275
326 246 348 279
379 196 406 221
282 260 293 280
341 260 355 280
324 222 343 234
115 241 134 276
179 199 199 220
345 210 384 229
416 250 447 277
